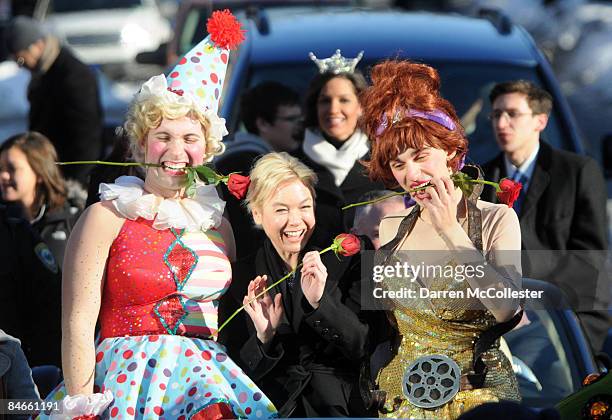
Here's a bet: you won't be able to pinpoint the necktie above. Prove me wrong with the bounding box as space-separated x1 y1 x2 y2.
511 170 529 216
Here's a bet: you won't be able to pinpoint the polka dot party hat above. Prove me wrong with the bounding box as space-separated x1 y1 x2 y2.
166 9 245 114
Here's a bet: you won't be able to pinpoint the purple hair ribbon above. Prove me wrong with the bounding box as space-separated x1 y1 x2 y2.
457 154 466 171
375 108 456 136
403 195 416 208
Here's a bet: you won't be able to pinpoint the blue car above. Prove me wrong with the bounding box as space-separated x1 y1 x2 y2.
161 0 607 406
505 279 599 408
169 2 586 167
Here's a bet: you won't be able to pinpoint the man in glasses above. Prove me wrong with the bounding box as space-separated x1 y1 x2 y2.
482 80 610 353
3 16 102 186
216 81 303 259
220 81 303 161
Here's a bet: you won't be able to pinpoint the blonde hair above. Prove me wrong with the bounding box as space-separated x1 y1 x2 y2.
245 152 317 215
123 94 225 163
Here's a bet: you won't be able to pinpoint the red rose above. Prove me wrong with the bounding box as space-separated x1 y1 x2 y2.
496 178 522 208
333 233 361 257
226 173 250 200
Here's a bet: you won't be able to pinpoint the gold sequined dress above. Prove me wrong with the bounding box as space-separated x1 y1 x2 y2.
376 198 522 419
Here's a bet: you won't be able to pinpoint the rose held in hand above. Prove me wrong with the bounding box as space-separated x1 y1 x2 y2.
214 232 361 338
227 173 251 199
496 178 522 208
333 233 361 257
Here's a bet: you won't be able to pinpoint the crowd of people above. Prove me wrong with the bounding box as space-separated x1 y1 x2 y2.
0 10 608 420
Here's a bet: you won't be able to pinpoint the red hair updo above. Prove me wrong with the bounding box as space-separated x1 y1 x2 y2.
360 60 468 188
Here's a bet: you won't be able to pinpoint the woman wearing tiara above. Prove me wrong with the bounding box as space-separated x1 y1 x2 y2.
37 11 277 420
297 50 386 235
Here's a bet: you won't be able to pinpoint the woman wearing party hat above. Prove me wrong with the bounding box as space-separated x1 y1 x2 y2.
37 10 277 420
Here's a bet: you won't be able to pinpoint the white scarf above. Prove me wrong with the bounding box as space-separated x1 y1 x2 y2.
302 129 370 186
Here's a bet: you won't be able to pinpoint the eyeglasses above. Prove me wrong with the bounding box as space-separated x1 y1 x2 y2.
276 114 303 124
15 56 25 67
488 110 534 121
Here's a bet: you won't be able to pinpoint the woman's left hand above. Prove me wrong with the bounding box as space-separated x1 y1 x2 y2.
300 251 327 309
414 176 461 234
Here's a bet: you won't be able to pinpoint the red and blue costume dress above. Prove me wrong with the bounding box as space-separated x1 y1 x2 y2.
40 176 277 419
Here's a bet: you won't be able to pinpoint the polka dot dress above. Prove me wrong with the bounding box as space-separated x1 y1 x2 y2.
44 336 276 419
38 219 277 419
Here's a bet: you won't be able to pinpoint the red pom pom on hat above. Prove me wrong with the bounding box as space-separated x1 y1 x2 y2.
206 9 246 50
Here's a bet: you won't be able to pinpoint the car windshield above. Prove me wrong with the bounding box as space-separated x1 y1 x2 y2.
51 0 141 13
242 61 571 165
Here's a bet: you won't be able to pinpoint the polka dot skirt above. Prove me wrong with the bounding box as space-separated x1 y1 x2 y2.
39 336 277 419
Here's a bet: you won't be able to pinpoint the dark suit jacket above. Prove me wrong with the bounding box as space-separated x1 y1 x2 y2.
220 228 382 417
28 47 103 184
481 141 610 349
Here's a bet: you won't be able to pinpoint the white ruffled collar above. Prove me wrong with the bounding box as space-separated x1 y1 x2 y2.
99 176 225 232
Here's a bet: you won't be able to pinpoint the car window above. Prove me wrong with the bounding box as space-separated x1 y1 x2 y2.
505 309 581 407
179 7 210 57
241 60 572 165
51 0 142 13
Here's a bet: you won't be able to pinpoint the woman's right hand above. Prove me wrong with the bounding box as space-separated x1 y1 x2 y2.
243 275 284 344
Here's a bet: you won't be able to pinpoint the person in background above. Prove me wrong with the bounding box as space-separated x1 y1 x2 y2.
481 80 610 352
0 132 84 268
0 329 41 420
0 204 61 368
218 81 303 165
297 50 385 236
215 81 303 259
3 16 103 186
351 190 407 249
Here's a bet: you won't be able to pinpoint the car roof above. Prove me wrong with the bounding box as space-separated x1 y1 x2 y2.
246 8 539 67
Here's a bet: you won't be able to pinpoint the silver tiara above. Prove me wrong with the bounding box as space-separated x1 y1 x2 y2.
309 49 364 74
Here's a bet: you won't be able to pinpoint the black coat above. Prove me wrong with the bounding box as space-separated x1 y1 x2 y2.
293 149 386 236
28 47 103 185
33 203 81 270
0 206 62 367
481 141 610 350
220 228 382 417
5 202 80 271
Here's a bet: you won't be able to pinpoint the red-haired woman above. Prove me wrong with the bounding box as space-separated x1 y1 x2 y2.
360 60 523 419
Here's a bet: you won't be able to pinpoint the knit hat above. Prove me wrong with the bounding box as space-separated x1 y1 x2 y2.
4 16 47 54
